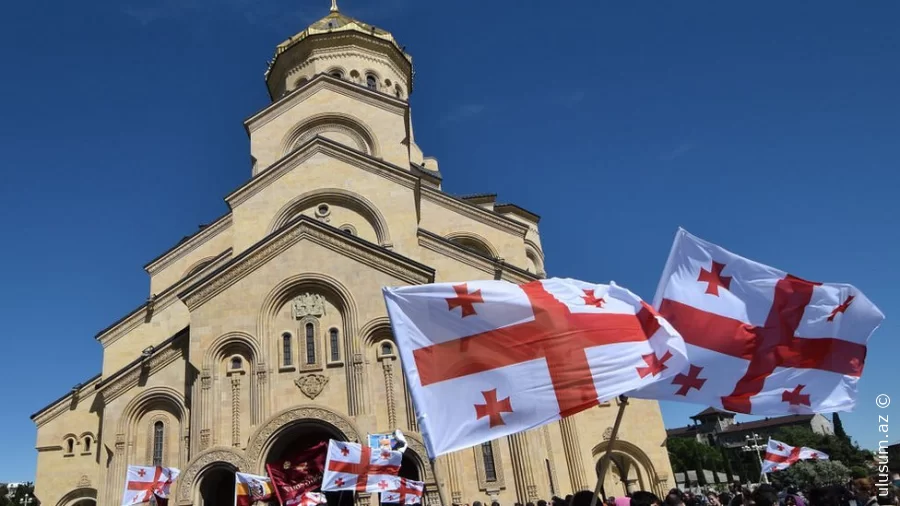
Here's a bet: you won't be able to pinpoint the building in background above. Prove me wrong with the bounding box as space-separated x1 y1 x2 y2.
667 407 834 448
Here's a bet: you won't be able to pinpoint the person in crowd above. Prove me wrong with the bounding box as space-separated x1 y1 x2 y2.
537 500 547 506
551 497 566 506
631 491 662 506
854 479 879 506
491 501 501 506
566 495 574 506
526 502 534 506
665 491 685 506
606 497 617 506
808 485 844 506
718 493 732 506
570 491 595 506
707 492 721 506
876 487 897 506
749 485 777 506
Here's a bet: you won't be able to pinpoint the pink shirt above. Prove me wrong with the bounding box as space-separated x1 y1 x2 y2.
616 496 631 506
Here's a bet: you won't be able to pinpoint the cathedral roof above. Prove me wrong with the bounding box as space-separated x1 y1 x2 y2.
267 6 411 77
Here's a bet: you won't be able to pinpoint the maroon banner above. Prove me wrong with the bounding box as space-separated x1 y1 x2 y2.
266 441 328 506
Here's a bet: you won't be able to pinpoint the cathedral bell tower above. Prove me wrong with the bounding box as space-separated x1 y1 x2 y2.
264 0 413 101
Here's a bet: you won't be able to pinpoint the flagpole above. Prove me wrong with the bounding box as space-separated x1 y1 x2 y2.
589 396 628 506
428 458 450 506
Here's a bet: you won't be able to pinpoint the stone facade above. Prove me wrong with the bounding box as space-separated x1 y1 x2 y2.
31 6 674 506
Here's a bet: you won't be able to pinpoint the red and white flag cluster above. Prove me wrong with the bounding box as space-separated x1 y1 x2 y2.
383 278 687 457
380 477 424 505
761 438 829 473
633 229 884 414
382 228 883 459
121 466 180 506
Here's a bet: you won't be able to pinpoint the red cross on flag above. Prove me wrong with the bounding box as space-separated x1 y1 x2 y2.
380 477 424 504
121 465 180 506
382 277 688 457
632 228 884 414
761 438 829 473
321 439 402 493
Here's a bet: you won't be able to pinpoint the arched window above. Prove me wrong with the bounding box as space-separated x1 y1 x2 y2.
305 323 316 365
330 328 340 362
366 75 377 90
282 332 293 367
230 356 242 370
152 422 164 466
66 438 74 455
381 342 393 356
330 70 343 79
482 441 497 482
84 437 92 453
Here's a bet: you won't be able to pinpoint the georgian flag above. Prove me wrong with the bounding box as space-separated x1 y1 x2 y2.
762 438 829 473
383 277 687 457
380 478 424 504
631 229 884 414
321 440 402 493
121 466 180 506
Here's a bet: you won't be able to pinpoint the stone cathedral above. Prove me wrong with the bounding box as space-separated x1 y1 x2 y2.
31 5 675 506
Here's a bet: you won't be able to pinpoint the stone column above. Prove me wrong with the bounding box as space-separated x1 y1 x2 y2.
231 376 241 447
447 452 463 505
199 369 212 451
559 417 590 492
382 360 397 428
106 434 126 506
508 432 539 503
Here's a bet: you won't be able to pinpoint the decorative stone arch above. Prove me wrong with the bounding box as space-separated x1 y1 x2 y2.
281 112 380 158
268 187 392 247
324 66 347 79
63 433 78 454
176 447 249 505
445 232 499 259
359 316 392 347
55 487 97 506
78 432 95 454
203 331 264 370
401 432 435 484
524 240 545 277
183 256 217 279
591 439 662 497
245 404 362 472
118 386 189 468
144 413 171 463
257 273 366 415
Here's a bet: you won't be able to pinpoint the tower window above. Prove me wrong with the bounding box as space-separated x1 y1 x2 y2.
330 70 343 79
66 438 74 455
305 323 316 365
230 356 242 370
84 437 92 453
381 341 393 356
152 421 164 466
282 332 293 367
366 75 377 90
482 441 497 482
330 328 340 362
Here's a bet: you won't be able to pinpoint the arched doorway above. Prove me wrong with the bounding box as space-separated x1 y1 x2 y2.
199 467 235 506
592 440 662 498
264 421 354 506
399 453 421 482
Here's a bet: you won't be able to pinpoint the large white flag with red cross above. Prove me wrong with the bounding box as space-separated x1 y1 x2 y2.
632 228 884 414
321 439 402 494
121 466 180 506
382 277 688 457
761 438 829 473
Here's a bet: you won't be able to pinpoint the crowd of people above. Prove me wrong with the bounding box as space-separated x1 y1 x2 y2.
452 478 899 506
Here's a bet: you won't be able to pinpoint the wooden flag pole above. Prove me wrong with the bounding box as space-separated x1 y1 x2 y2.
589 396 629 506
429 457 451 506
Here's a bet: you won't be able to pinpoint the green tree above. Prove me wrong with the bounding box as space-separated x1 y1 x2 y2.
0 485 11 506
720 446 736 481
889 443 900 473
833 413 850 444
772 461 850 490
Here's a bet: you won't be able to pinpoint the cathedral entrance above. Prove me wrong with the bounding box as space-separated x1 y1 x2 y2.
264 421 354 506
199 467 236 506
399 452 421 482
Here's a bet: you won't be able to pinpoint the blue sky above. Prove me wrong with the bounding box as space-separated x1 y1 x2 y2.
1 0 898 482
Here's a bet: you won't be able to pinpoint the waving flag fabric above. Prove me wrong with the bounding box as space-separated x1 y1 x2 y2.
321 439 402 493
383 277 687 457
234 473 274 506
266 441 328 506
121 466 180 506
762 438 829 473
632 228 884 414
380 478 424 504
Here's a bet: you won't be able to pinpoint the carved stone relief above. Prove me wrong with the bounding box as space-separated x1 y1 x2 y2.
294 374 329 400
231 376 241 447
603 426 613 441
245 406 359 468
176 448 249 505
292 293 325 319
76 475 91 488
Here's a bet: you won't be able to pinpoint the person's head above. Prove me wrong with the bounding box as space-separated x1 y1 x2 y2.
750 485 778 506
707 493 720 506
666 493 686 506
571 491 596 506
631 491 662 506
808 486 843 506
491 501 501 506
786 497 798 506
551 497 565 506
474 501 483 506
526 502 535 506
538 500 548 506
854 479 877 502
606 498 616 506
